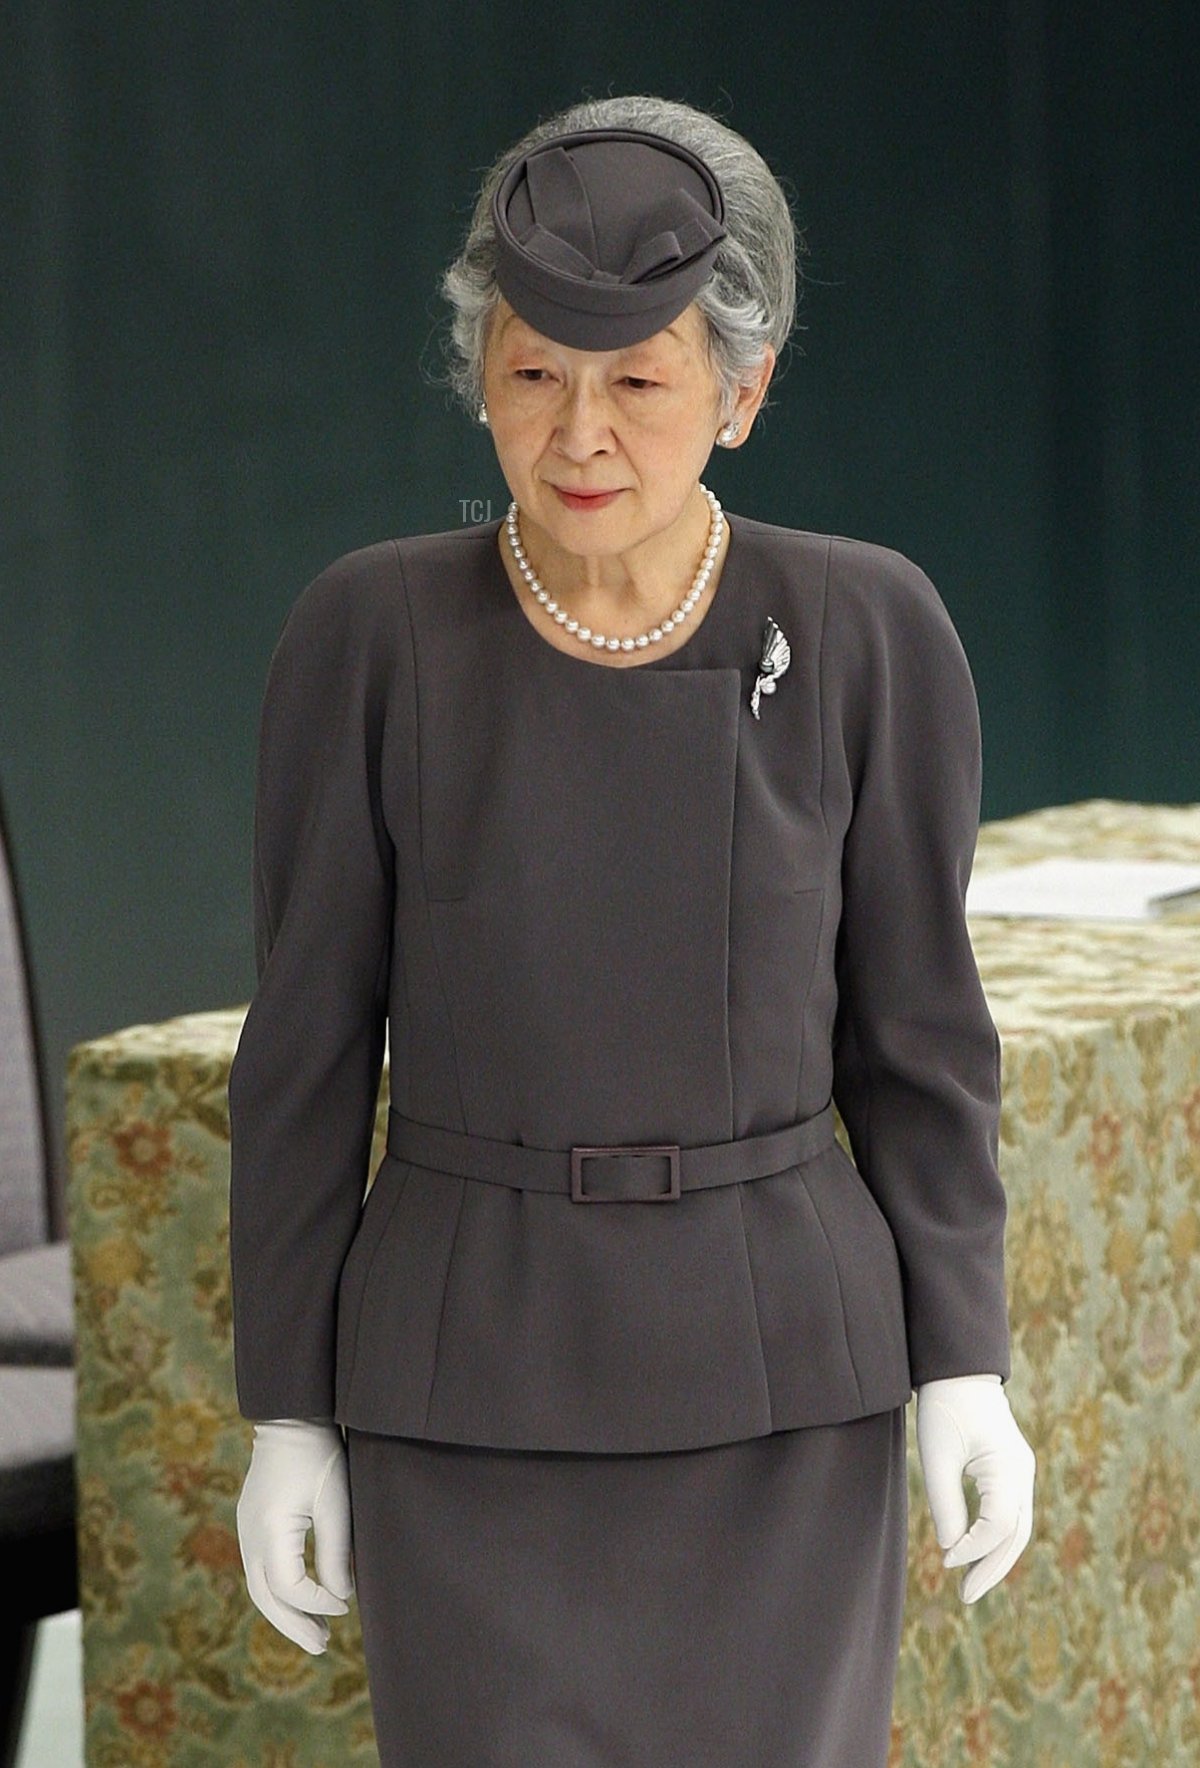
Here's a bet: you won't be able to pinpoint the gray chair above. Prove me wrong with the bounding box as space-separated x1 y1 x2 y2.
0 780 77 1767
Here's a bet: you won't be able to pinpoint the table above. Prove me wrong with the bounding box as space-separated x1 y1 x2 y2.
66 799 1200 1766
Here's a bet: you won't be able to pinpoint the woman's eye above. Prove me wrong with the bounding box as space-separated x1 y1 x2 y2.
512 370 657 390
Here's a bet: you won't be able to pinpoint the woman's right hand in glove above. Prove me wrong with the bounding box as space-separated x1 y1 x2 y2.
235 1418 355 1654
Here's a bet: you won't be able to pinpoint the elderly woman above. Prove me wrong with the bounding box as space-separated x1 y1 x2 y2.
230 94 1035 1765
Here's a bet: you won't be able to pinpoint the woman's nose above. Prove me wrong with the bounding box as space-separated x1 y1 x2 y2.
554 385 619 446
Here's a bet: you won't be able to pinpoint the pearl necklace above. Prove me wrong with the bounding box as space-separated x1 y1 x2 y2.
504 484 725 654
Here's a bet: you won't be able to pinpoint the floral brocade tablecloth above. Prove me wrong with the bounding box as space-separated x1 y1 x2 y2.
65 799 1200 1767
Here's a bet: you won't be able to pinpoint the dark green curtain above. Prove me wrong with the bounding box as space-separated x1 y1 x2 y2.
2 2 1195 1219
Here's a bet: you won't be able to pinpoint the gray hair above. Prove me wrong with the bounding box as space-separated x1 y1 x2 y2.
431 94 806 430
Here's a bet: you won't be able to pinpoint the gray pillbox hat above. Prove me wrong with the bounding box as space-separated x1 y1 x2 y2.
491 126 728 352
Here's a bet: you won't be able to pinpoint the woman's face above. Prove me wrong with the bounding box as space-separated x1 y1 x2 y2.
481 295 765 566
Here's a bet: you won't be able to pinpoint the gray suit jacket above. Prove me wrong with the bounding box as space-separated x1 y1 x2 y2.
227 511 1011 1452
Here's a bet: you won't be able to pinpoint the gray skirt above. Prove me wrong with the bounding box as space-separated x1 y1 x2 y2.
344 1406 908 1767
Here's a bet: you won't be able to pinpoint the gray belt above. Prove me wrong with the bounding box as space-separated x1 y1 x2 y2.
385 1101 837 1203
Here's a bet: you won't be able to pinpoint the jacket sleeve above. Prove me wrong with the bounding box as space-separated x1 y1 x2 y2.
825 537 1012 1389
227 548 396 1422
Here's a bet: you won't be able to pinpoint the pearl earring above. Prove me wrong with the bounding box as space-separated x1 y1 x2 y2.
478 401 489 424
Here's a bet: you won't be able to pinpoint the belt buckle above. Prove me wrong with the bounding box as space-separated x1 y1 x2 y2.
570 1143 682 1203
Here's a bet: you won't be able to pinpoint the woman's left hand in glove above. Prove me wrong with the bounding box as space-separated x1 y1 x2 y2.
915 1373 1036 1604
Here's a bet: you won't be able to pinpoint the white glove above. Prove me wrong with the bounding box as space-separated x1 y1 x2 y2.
235 1418 355 1654
915 1374 1036 1605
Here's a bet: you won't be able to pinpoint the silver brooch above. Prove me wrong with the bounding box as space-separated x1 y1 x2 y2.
750 616 790 718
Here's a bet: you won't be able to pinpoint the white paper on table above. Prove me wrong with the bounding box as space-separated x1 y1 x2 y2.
965 857 1200 921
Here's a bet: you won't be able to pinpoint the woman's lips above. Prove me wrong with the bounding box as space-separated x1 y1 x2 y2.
553 486 624 510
